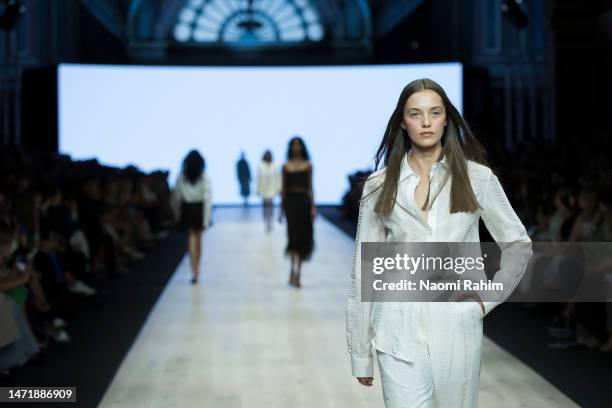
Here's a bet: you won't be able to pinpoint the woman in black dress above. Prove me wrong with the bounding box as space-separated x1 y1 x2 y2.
280 137 315 288
172 150 212 284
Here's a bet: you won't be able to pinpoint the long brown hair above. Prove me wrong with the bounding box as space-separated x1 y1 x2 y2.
370 78 488 216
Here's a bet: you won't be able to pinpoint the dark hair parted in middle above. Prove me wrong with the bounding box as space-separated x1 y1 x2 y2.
182 150 205 185
369 78 489 216
286 136 310 161
262 150 273 163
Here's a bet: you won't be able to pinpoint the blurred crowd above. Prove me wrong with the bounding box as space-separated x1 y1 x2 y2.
506 140 612 352
0 146 175 378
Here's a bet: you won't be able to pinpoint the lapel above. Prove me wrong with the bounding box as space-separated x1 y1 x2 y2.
393 150 418 221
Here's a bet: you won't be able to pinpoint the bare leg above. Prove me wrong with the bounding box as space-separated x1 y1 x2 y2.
263 199 273 232
268 202 274 231
194 229 202 281
289 252 297 286
188 229 201 283
288 253 302 288
187 231 195 275
294 256 303 288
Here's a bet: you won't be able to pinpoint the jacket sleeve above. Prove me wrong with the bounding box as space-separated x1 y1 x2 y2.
202 174 212 228
346 176 386 377
479 170 533 316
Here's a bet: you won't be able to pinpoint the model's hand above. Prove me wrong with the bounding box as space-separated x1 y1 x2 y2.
457 291 485 316
477 298 485 315
357 377 374 386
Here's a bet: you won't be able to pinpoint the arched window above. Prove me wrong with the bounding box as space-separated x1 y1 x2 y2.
173 0 325 44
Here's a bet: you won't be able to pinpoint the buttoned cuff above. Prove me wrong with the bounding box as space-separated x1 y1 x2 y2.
351 355 373 377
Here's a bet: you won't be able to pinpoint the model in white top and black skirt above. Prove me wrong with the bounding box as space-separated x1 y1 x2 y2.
172 150 212 284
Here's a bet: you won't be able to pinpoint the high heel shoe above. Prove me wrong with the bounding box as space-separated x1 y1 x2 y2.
294 272 301 288
289 272 295 286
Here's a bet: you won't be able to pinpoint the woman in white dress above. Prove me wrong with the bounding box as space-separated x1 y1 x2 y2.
346 78 532 407
172 150 212 284
256 150 280 232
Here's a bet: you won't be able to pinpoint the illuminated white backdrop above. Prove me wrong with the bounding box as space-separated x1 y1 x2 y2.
59 63 462 204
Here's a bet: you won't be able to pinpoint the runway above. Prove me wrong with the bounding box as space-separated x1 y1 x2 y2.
99 208 577 408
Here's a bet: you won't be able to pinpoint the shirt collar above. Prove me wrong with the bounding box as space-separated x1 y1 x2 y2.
399 148 448 182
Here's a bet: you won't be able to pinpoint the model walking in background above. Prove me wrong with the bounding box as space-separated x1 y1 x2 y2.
257 150 280 232
172 150 212 285
236 152 251 207
280 137 315 288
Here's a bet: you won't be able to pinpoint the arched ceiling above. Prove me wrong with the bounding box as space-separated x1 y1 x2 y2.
78 0 425 52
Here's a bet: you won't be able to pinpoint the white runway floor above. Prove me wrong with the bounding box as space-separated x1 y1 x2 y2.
99 208 577 408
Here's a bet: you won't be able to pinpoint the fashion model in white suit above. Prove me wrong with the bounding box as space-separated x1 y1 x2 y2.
256 150 280 232
346 79 532 407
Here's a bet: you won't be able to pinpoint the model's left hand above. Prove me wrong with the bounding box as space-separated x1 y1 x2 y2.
456 291 485 316
356 377 374 386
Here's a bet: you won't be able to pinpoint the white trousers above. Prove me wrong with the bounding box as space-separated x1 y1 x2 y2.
376 302 484 408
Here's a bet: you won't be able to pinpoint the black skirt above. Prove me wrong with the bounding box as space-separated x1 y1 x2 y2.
179 202 204 230
283 192 314 260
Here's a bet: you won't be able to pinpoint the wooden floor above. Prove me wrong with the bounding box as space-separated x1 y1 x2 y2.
99 208 577 408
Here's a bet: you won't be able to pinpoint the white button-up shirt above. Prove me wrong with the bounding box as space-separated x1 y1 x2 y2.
346 150 533 377
172 173 212 227
256 161 281 199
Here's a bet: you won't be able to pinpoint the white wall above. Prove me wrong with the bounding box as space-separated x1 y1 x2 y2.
59 63 462 204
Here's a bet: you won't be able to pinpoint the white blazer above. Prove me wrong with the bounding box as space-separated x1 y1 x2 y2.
256 161 280 199
346 150 533 377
